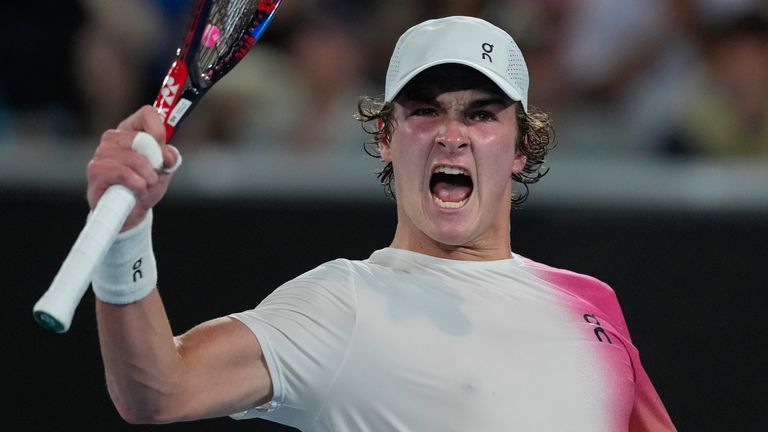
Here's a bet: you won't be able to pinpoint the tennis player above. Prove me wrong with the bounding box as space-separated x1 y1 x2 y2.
87 16 677 431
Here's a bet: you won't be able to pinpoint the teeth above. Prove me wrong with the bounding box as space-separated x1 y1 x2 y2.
431 166 469 208
434 166 466 175
433 196 468 208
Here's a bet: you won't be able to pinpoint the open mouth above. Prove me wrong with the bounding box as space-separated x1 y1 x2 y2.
430 166 473 208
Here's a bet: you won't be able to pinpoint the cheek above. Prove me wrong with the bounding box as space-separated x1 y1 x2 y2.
491 128 526 174
387 124 427 162
480 131 524 174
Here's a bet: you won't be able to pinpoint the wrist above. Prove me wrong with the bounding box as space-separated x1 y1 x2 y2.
92 210 158 304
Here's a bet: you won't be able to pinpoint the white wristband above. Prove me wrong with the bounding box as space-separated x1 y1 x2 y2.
92 210 158 304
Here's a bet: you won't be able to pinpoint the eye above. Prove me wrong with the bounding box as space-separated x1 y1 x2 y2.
410 107 438 117
470 110 496 122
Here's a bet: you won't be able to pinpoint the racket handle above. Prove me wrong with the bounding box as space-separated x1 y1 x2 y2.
33 186 137 332
33 132 163 333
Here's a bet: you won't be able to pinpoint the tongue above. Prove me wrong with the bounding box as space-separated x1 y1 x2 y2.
433 181 472 202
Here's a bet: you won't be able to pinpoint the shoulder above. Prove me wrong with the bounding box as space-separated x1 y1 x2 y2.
235 259 367 344
517 255 630 336
518 255 616 297
290 257 372 285
262 257 374 305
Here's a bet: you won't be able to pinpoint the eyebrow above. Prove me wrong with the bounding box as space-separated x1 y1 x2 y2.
401 95 512 109
466 96 513 109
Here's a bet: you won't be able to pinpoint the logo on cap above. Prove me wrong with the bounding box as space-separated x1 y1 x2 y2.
482 43 494 63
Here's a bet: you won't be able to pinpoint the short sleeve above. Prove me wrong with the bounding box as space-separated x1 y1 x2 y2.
228 260 358 426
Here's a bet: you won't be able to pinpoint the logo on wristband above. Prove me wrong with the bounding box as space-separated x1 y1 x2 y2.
133 258 143 282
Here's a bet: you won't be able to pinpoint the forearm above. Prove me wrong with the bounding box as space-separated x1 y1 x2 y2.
90 210 185 423
96 290 186 424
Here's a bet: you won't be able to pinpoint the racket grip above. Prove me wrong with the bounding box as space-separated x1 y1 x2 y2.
33 132 163 333
33 186 137 332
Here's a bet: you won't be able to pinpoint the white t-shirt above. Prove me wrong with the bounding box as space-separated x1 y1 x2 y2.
230 248 675 431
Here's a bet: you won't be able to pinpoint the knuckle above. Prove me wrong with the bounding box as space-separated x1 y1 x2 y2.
86 158 110 181
86 159 98 178
100 129 118 142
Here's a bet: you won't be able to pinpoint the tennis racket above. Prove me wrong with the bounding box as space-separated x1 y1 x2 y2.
33 0 283 333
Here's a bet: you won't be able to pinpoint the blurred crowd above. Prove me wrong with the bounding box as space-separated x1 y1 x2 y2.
2 0 768 160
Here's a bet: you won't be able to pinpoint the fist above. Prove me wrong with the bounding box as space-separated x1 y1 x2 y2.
86 105 182 230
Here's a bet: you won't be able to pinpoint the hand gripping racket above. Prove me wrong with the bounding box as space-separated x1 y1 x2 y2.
33 0 283 333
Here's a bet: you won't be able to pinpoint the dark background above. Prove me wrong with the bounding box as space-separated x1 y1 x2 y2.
6 188 766 431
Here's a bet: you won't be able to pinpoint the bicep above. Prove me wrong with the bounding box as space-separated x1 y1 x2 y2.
173 316 273 420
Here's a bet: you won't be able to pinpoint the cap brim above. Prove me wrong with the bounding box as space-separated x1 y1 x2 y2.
386 59 525 112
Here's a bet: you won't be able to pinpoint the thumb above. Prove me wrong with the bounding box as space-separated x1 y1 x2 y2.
161 145 183 175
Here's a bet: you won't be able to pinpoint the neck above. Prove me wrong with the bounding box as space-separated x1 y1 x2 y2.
389 226 513 261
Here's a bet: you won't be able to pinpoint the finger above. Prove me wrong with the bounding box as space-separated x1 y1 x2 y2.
97 129 149 153
87 158 151 206
116 105 166 145
93 139 161 184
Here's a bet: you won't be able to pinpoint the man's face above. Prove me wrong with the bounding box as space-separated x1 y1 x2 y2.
381 86 527 255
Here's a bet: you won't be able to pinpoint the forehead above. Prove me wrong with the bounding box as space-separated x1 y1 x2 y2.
395 64 510 103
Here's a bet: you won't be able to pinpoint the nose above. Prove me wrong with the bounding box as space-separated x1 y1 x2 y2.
436 117 469 153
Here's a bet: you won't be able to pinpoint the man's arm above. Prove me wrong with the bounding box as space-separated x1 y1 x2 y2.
97 295 273 423
89 106 273 424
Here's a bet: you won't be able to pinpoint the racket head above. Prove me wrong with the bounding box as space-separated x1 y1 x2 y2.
153 0 283 141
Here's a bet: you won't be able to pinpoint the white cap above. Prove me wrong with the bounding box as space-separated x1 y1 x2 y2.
385 16 529 112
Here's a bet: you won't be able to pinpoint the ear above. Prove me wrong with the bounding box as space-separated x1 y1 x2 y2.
379 137 393 162
512 149 527 173
378 119 393 162
512 134 527 173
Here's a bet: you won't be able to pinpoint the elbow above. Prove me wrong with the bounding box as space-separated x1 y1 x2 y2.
112 399 171 425
113 400 181 425
115 407 153 425
107 385 182 425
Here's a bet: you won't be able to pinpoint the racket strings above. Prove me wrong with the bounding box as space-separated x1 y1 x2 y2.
197 0 259 82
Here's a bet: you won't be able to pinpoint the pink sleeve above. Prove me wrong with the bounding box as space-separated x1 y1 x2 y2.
628 362 677 431
523 258 677 431
593 283 677 431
